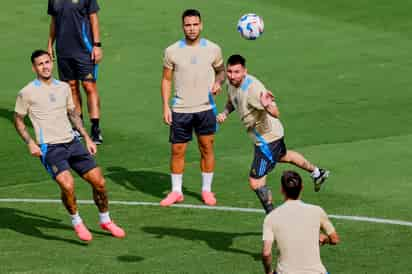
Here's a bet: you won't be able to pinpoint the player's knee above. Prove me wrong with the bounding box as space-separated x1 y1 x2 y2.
68 81 79 92
249 178 262 190
279 153 291 163
172 145 186 158
93 177 106 191
199 142 214 156
56 173 75 192
82 82 98 94
60 181 75 195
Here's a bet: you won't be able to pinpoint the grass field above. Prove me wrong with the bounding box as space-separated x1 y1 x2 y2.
1 0 412 273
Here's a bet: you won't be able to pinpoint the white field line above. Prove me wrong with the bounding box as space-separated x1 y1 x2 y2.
0 198 411 227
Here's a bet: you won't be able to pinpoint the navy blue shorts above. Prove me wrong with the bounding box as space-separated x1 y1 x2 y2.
249 138 287 179
57 56 97 82
40 138 97 179
169 109 216 144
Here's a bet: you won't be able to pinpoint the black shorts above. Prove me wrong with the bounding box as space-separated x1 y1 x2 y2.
249 137 287 179
169 109 217 144
57 56 97 82
40 138 97 179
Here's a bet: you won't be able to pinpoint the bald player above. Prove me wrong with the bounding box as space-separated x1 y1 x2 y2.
262 170 339 274
160 9 225 207
217 54 329 214
14 50 125 242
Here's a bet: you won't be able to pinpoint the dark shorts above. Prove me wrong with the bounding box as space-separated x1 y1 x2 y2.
249 137 287 179
40 138 97 179
169 109 217 144
57 56 97 82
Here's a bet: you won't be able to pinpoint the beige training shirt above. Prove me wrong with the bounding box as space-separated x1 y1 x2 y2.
227 74 284 145
263 200 336 274
15 79 75 144
163 38 223 113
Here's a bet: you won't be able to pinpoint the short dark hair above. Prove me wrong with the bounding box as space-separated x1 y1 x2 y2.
227 54 246 67
281 170 303 199
182 9 201 22
31 49 50 64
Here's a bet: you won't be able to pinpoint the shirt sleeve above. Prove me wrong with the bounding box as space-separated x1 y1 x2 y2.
163 48 174 70
15 91 29 116
320 207 336 235
212 46 224 70
262 215 275 242
248 81 267 110
86 0 100 14
47 0 56 16
66 85 75 111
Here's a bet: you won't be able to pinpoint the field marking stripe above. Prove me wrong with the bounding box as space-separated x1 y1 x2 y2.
1 198 411 227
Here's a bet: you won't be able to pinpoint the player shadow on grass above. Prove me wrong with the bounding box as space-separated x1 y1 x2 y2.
0 108 14 124
0 207 96 246
106 166 203 201
142 226 261 260
117 255 145 263
0 108 32 128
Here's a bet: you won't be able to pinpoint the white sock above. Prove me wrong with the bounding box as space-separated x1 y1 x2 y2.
70 212 83 226
99 211 111 224
201 172 214 192
171 173 183 193
311 167 320 178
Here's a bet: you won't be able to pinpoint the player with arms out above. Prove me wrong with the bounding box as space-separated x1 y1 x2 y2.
14 50 125 242
160 9 225 206
217 54 329 214
262 170 339 274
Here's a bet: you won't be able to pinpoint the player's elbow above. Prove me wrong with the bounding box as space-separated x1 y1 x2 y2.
13 112 23 126
269 106 280 118
262 243 272 258
262 251 272 259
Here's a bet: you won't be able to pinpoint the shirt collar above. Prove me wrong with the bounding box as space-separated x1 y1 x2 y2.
179 38 207 48
33 78 59 87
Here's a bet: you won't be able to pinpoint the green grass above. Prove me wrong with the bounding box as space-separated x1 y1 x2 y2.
1 0 412 273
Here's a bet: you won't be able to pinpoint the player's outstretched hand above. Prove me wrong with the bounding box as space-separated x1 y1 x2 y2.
216 112 227 123
163 106 172 125
85 138 97 156
28 141 42 157
260 91 275 108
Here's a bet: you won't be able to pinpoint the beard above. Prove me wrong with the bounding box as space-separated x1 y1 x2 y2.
39 71 52 80
185 33 200 42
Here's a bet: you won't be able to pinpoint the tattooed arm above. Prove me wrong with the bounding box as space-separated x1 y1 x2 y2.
14 112 42 157
68 108 89 138
68 108 97 155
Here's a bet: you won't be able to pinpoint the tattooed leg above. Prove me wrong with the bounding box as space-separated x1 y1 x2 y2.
55 171 78 214
82 167 109 212
92 187 108 212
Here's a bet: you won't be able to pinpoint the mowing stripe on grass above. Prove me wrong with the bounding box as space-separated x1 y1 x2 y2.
1 198 411 227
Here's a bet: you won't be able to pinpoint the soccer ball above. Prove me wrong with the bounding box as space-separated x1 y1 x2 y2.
237 13 264 40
